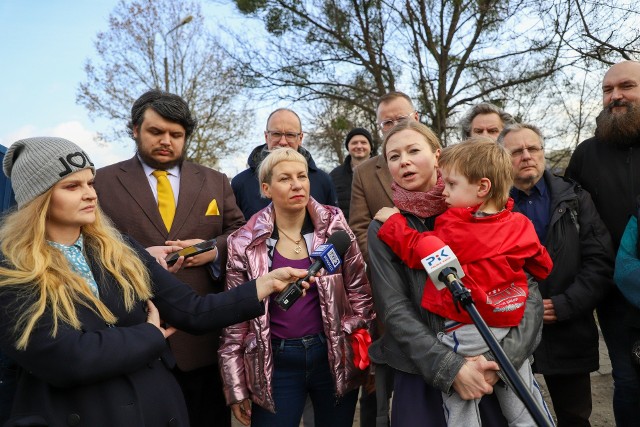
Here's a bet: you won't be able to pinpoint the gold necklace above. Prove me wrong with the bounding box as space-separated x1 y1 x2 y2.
278 228 303 254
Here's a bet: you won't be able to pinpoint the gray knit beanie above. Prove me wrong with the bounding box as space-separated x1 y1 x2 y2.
3 137 95 207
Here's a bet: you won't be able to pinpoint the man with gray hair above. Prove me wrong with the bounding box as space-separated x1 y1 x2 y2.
498 123 614 426
460 102 516 140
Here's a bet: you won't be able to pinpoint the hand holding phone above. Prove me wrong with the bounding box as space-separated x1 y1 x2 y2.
165 239 217 266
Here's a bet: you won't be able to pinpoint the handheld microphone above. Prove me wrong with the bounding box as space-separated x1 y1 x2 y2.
415 236 465 290
274 230 351 311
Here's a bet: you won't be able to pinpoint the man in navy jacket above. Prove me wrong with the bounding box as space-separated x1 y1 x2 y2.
232 108 337 220
500 123 614 427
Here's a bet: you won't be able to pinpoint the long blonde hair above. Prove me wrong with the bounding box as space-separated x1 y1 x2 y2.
0 189 153 350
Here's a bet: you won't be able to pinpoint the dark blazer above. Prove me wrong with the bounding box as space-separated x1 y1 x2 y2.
95 156 245 370
0 239 263 427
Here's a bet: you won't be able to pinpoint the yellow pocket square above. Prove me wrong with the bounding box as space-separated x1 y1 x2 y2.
206 199 220 216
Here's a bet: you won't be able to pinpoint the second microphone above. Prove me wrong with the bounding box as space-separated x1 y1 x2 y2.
274 230 351 311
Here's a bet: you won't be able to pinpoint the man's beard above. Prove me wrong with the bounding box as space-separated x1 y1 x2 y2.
136 140 185 170
595 100 640 146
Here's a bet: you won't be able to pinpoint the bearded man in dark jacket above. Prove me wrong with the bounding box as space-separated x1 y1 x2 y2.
499 123 615 427
565 61 640 427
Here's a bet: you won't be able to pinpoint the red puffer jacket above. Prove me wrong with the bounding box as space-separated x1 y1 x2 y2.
218 197 374 412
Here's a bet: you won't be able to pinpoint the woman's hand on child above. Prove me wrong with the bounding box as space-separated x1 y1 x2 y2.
374 207 400 223
469 355 500 385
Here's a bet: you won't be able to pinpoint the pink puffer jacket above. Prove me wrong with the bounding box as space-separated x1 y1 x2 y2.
218 198 374 413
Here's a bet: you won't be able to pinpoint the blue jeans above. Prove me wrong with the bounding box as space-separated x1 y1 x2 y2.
597 291 640 427
251 334 358 427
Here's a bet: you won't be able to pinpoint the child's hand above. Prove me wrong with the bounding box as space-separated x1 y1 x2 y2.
374 207 400 223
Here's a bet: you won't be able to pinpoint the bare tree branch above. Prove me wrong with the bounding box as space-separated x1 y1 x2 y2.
77 0 252 167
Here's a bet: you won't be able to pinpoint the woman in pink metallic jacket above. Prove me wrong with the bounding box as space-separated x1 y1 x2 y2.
219 148 374 427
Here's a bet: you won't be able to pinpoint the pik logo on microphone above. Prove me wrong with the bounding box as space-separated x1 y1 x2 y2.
423 247 452 271
311 244 342 273
420 244 465 283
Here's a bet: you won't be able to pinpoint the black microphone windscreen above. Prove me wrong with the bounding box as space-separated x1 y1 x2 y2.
326 230 351 258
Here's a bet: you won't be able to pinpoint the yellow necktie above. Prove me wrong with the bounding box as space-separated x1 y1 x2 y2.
152 170 175 231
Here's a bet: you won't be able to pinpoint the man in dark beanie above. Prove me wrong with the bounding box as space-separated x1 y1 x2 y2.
330 127 372 221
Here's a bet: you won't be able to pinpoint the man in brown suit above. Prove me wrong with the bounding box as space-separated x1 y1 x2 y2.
349 91 419 266
349 91 420 427
94 90 244 427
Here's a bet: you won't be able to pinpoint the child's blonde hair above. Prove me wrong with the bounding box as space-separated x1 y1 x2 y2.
438 137 514 208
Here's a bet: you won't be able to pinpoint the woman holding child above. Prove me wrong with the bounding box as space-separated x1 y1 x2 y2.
367 121 545 425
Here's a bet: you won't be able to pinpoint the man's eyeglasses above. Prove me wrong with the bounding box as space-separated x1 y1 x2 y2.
510 145 544 158
378 111 417 132
266 131 301 143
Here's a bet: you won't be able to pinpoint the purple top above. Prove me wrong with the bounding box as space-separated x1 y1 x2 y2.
269 248 324 339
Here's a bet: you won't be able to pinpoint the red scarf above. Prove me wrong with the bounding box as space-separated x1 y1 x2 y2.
391 172 447 219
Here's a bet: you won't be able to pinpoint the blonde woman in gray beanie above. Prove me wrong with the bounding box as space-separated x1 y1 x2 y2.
0 137 311 427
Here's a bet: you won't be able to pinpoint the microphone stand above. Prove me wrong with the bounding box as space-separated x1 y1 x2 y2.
439 268 553 427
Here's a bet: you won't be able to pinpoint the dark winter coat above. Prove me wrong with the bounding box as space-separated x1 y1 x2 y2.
329 155 355 221
565 136 640 331
522 172 615 375
0 238 264 427
565 136 640 250
0 351 15 425
231 144 338 220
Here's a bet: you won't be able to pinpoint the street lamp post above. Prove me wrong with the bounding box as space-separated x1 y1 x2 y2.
163 15 193 92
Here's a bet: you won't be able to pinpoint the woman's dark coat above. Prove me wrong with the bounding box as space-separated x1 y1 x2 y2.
0 238 264 427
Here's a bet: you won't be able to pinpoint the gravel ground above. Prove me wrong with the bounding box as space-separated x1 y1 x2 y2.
233 328 616 426
537 326 615 426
